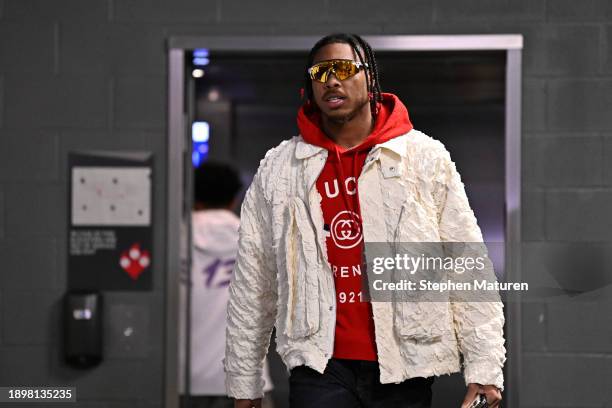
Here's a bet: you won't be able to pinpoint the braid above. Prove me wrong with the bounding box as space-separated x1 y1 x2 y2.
304 33 383 119
352 34 383 116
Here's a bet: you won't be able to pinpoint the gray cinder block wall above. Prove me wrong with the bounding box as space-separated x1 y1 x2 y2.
0 1 611 407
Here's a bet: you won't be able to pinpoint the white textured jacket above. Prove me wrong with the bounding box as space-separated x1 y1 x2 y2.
224 129 506 399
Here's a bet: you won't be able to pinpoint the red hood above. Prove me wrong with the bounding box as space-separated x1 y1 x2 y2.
297 92 413 153
296 92 413 236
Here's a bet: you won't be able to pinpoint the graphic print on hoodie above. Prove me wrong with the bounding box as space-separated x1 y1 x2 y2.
297 93 414 361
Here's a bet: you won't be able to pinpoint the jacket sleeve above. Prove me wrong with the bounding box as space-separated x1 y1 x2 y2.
224 168 278 399
435 148 507 391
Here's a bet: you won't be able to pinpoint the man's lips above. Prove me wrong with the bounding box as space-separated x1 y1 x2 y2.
323 94 347 109
323 91 347 101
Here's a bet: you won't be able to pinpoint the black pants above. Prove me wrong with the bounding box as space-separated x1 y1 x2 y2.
289 358 434 408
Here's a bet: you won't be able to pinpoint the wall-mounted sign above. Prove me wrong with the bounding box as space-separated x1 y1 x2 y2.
68 151 154 291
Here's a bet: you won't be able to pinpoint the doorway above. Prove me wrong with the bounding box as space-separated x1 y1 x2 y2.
167 34 522 408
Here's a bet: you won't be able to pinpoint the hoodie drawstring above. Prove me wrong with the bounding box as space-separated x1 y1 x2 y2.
333 146 363 235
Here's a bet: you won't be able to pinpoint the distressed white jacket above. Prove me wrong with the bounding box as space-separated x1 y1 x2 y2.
224 129 506 399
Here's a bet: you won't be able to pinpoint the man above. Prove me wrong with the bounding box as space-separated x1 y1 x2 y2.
224 33 506 408
179 162 274 408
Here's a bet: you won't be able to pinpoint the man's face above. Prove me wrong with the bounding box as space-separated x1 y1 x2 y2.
311 42 370 121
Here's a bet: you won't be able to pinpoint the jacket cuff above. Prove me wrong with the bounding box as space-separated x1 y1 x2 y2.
463 360 504 392
225 373 265 400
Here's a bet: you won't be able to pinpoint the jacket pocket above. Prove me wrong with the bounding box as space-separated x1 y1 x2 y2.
392 196 450 342
393 300 451 343
283 197 321 340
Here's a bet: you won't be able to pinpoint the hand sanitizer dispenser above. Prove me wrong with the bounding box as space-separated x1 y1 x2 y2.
64 291 103 368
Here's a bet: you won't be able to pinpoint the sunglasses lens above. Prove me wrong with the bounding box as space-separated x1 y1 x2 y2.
309 60 359 82
333 60 357 80
309 63 331 82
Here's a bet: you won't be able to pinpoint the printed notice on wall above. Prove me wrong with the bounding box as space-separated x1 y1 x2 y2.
70 230 117 255
71 167 151 226
68 151 154 291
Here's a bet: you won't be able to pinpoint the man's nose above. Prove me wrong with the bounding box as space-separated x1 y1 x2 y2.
324 70 341 87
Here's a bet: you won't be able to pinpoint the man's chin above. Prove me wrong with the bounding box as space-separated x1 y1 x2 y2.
324 108 355 123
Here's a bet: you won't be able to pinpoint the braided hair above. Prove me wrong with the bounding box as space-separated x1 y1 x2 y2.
303 33 383 119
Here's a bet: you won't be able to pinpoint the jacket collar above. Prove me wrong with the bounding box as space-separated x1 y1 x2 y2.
295 138 324 159
295 130 411 161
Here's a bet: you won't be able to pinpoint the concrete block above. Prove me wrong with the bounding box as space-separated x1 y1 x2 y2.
0 189 4 240
164 22 275 37
520 242 569 300
435 0 545 22
547 299 612 353
3 0 109 21
409 19 533 36
547 0 612 21
521 353 608 406
0 345 49 385
604 26 612 74
548 79 612 131
137 402 163 408
522 135 603 187
59 130 151 160
381 22 441 35
2 291 59 345
219 0 326 23
521 189 545 241
0 237 59 290
5 183 64 237
48 403 135 408
50 355 162 400
113 76 165 130
4 76 108 129
0 130 59 182
0 76 4 127
0 21 55 74
60 22 166 75
112 0 216 23
546 190 612 241
604 135 612 185
521 302 547 351
105 292 164 356
106 303 150 359
271 23 385 35
327 0 433 23
523 79 546 131
527 242 611 297
524 25 600 75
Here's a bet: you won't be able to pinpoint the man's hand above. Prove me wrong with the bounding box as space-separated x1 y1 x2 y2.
234 398 262 408
461 383 502 408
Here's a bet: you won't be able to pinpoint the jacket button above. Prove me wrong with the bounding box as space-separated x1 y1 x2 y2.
329 306 333 311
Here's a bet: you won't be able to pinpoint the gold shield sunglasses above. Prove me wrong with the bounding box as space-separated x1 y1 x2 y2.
308 59 369 83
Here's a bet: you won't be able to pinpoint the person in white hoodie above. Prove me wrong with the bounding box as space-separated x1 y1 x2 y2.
180 162 274 408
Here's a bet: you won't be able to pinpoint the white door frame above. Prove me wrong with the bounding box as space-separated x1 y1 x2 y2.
166 34 523 408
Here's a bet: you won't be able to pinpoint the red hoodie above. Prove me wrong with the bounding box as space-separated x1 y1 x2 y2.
297 93 413 361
